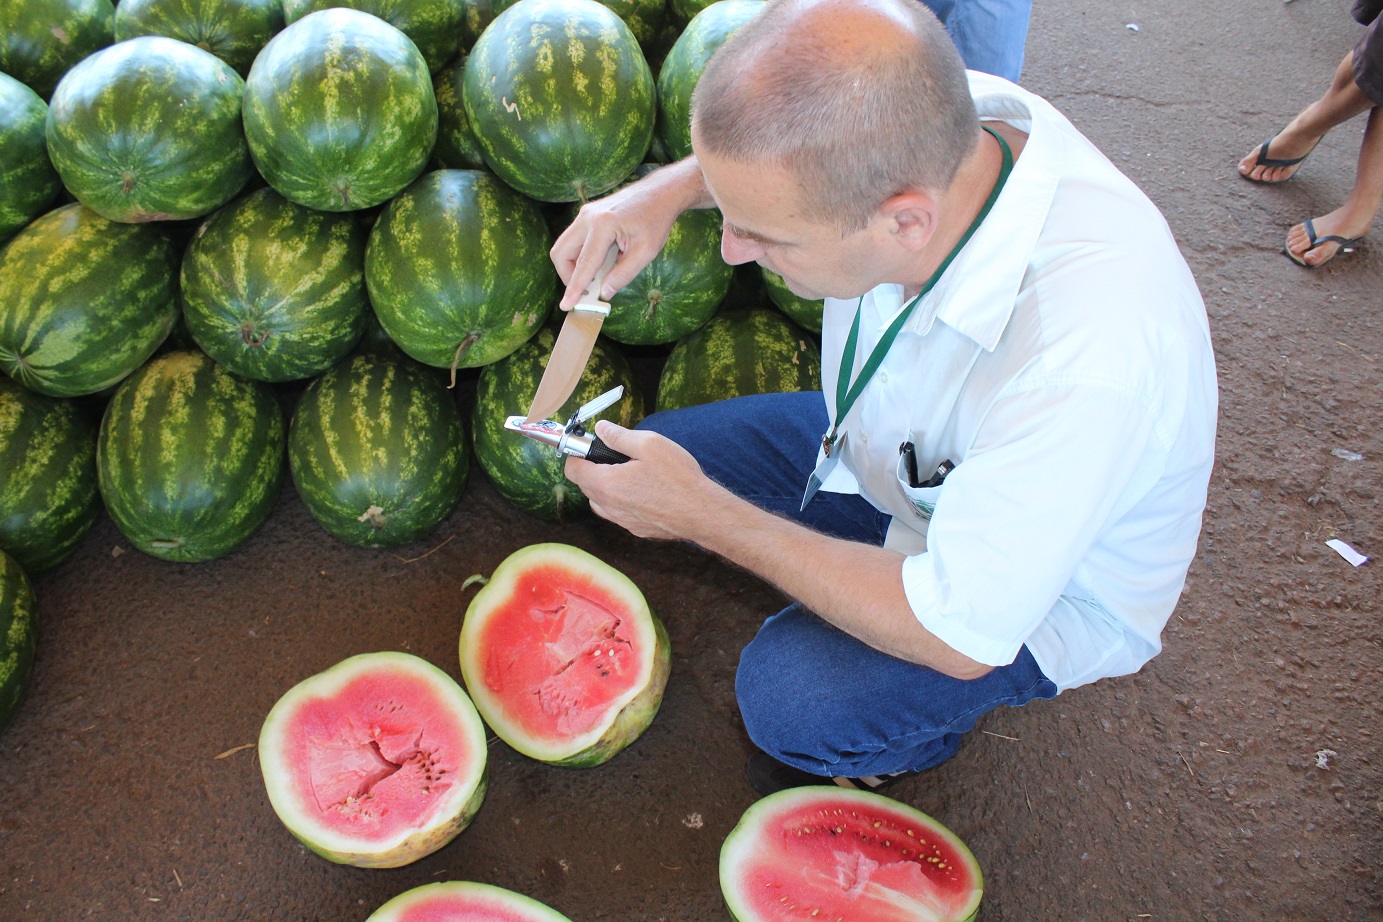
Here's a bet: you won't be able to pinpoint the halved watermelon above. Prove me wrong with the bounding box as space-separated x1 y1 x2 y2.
720 787 983 922
458 543 670 767
258 651 488 868
367 881 573 922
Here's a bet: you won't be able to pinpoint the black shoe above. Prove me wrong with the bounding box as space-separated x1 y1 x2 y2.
746 750 917 797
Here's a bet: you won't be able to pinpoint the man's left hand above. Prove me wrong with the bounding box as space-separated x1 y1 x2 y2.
563 421 720 542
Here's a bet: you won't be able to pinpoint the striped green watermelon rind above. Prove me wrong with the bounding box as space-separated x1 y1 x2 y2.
367 881 574 922
599 0 666 50
0 0 115 100
459 543 671 767
471 324 643 521
0 378 100 573
604 204 732 345
283 0 465 73
243 8 438 212
96 350 286 562
0 203 179 398
656 0 765 162
114 0 285 77
181 187 370 382
287 353 470 549
656 309 822 412
761 266 824 335
0 550 38 735
45 36 253 223
366 169 555 371
668 0 719 30
459 0 500 51
462 0 656 203
432 59 487 171
720 786 984 922
0 74 62 243
259 652 489 869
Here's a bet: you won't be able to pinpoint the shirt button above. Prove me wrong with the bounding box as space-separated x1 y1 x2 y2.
880 370 889 383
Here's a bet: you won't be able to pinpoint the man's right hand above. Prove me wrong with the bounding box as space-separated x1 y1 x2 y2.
550 157 713 309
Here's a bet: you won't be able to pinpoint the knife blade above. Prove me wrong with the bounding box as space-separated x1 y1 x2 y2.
525 244 620 422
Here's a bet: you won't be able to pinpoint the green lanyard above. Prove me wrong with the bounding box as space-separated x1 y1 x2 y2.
822 125 1014 457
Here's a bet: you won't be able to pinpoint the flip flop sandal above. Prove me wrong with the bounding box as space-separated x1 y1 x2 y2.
1282 217 1365 267
1241 133 1319 184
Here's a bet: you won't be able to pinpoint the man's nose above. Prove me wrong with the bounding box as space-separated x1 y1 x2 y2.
720 227 764 265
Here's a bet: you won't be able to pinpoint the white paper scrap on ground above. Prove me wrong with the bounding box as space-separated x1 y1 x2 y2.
1325 539 1369 567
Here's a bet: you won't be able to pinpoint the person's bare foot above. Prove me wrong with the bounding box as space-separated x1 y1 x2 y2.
1239 130 1322 183
1283 208 1370 267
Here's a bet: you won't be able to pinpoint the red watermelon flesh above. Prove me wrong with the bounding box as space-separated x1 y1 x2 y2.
720 787 983 922
259 652 487 868
481 567 638 739
367 881 573 922
459 543 670 767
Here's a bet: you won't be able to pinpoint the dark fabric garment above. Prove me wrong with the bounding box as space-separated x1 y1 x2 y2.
638 391 1059 779
1354 9 1383 108
1351 0 1381 27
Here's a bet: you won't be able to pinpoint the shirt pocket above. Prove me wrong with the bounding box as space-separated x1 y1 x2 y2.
895 451 946 521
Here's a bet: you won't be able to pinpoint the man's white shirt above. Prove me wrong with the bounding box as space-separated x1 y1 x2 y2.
816 72 1218 691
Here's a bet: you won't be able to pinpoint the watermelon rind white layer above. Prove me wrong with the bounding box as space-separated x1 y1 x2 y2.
367 880 574 922
458 542 670 767
720 786 984 922
258 651 489 868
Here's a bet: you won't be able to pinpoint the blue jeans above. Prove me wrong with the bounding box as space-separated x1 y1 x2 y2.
921 0 1031 84
640 391 1058 778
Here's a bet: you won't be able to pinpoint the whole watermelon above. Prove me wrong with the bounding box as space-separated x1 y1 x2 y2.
0 379 100 573
761 266 823 334
288 354 470 548
181 187 370 382
283 0 465 72
471 324 642 521
0 203 179 398
657 0 764 161
114 0 285 76
243 8 438 212
0 550 38 735
45 36 253 223
432 58 486 171
599 169 731 345
366 169 555 374
462 0 655 203
656 309 821 412
0 74 63 242
0 0 115 100
601 0 664 50
96 350 286 562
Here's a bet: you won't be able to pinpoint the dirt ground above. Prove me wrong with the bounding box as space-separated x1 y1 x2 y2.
2 0 1381 919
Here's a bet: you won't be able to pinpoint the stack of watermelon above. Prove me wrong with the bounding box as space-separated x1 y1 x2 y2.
0 0 826 731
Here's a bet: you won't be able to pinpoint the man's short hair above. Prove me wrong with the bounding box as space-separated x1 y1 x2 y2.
691 0 979 234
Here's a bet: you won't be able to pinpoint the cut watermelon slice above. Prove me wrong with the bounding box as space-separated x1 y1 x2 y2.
366 881 573 922
258 652 488 868
458 543 670 767
720 787 984 922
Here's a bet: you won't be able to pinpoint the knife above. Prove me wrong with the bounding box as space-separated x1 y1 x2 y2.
525 244 620 423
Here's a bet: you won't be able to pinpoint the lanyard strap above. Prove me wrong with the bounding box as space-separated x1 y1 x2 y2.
825 124 1013 454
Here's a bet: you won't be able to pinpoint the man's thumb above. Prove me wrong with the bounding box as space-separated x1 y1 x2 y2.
592 419 628 446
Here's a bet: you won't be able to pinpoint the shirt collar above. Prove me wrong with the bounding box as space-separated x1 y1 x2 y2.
895 73 1062 350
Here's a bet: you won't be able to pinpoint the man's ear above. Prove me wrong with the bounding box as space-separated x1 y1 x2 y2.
882 192 937 250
